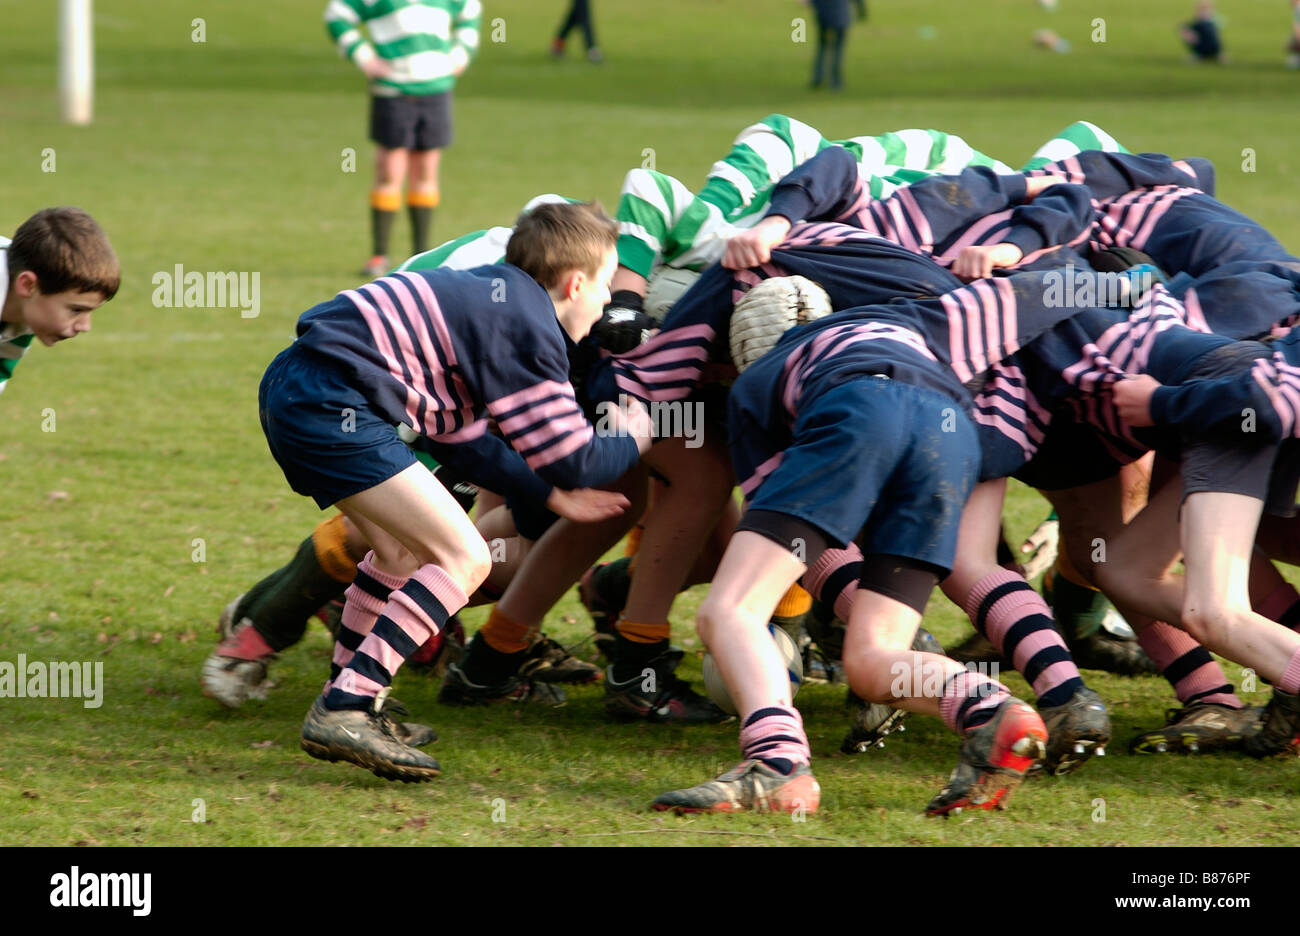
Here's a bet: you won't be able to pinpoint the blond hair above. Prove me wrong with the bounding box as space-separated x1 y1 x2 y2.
505 201 617 290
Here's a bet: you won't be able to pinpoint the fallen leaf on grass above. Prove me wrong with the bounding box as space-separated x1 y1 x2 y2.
403 817 427 830
46 491 70 503
251 740 276 749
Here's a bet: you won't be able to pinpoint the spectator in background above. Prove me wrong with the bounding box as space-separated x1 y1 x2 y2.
807 0 866 91
1181 1 1225 63
552 1 603 64
325 0 482 278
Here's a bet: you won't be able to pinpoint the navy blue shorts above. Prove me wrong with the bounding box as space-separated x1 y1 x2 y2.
370 92 453 151
1015 415 1134 491
259 345 418 509
742 377 979 575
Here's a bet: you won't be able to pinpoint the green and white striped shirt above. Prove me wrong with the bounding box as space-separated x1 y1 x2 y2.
617 115 1016 279
0 238 34 397
325 0 482 96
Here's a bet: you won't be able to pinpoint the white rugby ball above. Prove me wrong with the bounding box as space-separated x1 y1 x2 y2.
702 623 803 716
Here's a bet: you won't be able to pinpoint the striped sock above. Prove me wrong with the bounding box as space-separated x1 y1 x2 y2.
324 553 408 696
1280 648 1300 695
1137 621 1240 707
741 706 810 775
940 670 1012 733
966 570 1083 708
327 562 467 711
803 543 863 623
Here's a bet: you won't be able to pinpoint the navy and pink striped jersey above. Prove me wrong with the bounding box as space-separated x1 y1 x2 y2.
968 281 1235 481
1148 328 1300 445
763 145 1095 268
724 270 1113 495
1035 150 1300 339
294 264 640 495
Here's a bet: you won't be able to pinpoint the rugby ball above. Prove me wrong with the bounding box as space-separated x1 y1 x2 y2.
702 623 803 716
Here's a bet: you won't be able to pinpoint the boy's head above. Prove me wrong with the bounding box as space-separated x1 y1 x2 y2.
505 201 618 342
4 207 119 347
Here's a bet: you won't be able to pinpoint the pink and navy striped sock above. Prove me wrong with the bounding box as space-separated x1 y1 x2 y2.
327 562 468 711
966 570 1083 708
1137 620 1240 708
803 544 863 624
324 553 408 697
740 706 810 776
939 670 1012 733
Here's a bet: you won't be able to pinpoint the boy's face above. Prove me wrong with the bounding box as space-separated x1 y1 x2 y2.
12 273 103 346
556 247 617 342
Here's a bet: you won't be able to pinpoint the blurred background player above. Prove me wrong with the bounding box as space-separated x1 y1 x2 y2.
551 0 602 63
806 0 867 91
325 0 482 278
2 208 118 396
1181 1 1225 64
1288 0 1300 68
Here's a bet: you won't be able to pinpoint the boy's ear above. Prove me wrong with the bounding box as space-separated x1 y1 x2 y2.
13 270 40 297
559 268 584 302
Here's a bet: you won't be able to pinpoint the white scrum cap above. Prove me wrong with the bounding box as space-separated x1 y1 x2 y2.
729 275 833 373
643 267 701 324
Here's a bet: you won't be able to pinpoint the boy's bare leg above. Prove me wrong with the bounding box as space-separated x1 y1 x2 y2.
696 532 806 714
653 532 819 813
494 463 649 625
338 463 489 589
942 479 1103 768
618 433 734 628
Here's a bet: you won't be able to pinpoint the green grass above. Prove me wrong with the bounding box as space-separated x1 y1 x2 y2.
1 0 1299 845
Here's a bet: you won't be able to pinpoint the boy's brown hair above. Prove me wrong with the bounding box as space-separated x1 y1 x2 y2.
505 201 618 290
8 207 120 300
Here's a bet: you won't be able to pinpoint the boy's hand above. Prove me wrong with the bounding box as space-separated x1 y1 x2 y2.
361 57 393 80
1019 515 1060 580
546 488 631 523
723 216 791 270
1112 374 1161 427
1024 173 1069 198
952 243 1023 281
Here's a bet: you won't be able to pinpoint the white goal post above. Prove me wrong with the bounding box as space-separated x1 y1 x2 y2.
59 0 93 125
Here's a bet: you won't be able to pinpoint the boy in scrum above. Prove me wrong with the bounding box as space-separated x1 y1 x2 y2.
257 202 652 782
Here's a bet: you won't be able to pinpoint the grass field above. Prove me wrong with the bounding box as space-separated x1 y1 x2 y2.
1 0 1299 846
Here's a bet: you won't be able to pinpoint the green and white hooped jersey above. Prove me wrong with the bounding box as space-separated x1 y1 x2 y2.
324 0 482 96
1021 120 1128 171
0 237 34 397
616 114 1018 280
